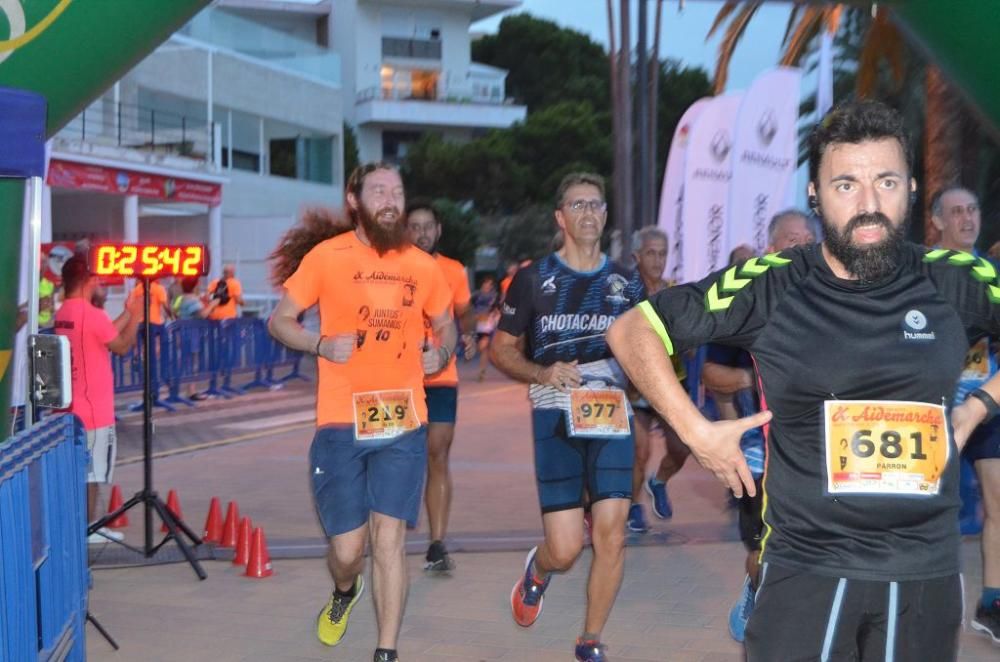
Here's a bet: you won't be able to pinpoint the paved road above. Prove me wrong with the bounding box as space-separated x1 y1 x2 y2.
86 361 999 661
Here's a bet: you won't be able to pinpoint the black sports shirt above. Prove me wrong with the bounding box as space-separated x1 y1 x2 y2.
642 242 1000 580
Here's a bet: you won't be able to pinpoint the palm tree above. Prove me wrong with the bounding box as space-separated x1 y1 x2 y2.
707 1 961 245
607 0 634 253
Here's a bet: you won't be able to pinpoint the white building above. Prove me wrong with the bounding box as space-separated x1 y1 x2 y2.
43 0 524 309
333 0 526 162
47 0 345 310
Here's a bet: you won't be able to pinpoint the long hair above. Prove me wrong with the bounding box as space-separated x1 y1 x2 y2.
269 207 352 287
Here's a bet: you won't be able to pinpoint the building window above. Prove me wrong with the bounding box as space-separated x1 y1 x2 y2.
380 66 439 101
222 149 261 172
383 130 423 163
268 136 333 185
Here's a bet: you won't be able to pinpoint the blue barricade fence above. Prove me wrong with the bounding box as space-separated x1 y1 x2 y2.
0 414 88 662
112 318 305 405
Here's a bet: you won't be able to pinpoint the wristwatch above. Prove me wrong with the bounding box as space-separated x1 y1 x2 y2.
968 388 1000 421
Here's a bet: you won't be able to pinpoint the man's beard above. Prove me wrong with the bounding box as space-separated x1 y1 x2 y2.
821 210 908 283
358 202 407 255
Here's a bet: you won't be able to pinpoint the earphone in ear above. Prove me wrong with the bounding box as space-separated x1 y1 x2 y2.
909 190 917 206
808 194 819 211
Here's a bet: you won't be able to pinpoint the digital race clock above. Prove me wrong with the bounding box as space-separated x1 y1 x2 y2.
88 244 209 278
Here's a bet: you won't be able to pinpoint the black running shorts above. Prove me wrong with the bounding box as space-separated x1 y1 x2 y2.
745 563 962 662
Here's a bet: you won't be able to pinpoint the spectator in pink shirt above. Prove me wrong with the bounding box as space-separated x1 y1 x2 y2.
55 255 141 543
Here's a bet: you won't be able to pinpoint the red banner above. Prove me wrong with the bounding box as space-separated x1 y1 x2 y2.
47 159 221 205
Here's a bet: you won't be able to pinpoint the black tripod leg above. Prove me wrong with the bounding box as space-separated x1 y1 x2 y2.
151 497 207 580
161 507 204 547
87 493 144 535
86 611 120 650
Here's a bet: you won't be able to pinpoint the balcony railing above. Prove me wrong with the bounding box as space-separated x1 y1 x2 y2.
357 85 512 106
381 36 441 60
57 102 216 163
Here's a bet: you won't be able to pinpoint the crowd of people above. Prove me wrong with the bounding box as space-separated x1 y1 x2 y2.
258 100 1000 662
35 100 1000 661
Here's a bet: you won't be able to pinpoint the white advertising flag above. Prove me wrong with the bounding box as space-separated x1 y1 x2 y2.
728 67 803 255
817 30 835 118
657 97 710 283
678 93 743 283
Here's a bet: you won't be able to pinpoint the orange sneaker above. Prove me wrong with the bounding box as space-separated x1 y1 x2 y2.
510 547 551 627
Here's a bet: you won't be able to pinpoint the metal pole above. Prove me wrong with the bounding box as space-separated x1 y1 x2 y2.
24 177 43 425
637 0 650 230
142 279 153 555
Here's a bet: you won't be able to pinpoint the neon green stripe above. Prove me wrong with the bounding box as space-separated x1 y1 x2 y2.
638 300 674 355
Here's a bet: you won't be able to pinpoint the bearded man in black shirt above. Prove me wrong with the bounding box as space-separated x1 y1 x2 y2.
609 100 999 661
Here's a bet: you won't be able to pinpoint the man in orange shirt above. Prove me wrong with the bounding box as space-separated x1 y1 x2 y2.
405 199 474 574
126 278 173 325
207 264 244 320
269 163 455 662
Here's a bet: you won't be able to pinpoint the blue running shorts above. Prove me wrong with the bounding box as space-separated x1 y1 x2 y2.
309 425 427 536
531 408 634 514
425 386 458 424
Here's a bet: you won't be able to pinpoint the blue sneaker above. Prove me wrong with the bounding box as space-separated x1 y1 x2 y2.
645 478 673 519
626 503 649 533
728 575 755 642
574 638 608 661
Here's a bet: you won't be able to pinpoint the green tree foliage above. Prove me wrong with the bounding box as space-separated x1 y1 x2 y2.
492 205 558 263
432 198 481 266
343 121 360 184
402 14 711 265
472 14 610 113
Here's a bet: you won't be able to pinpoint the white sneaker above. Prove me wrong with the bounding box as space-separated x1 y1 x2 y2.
88 527 124 544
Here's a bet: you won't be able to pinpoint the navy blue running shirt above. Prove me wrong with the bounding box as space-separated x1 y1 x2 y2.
499 254 645 367
642 242 1000 581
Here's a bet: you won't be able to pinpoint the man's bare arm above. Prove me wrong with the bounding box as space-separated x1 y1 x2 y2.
702 362 754 395
607 307 770 497
268 292 318 353
490 330 581 391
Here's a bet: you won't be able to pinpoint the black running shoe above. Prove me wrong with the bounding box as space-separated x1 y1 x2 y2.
972 599 1000 644
374 649 399 661
423 540 455 573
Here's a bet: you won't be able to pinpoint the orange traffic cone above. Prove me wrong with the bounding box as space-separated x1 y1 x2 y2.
161 489 184 533
233 517 252 566
219 501 240 548
203 497 223 544
245 527 273 578
106 485 129 528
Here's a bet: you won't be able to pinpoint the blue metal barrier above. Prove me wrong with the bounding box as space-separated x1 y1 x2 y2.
113 318 307 403
266 333 306 385
0 414 88 662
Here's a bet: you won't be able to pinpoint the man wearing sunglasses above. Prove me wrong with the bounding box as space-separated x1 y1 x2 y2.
491 172 644 662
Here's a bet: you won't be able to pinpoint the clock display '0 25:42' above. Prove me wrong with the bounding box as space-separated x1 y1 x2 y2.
89 244 209 278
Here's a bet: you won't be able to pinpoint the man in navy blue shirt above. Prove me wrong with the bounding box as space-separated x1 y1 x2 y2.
492 172 643 662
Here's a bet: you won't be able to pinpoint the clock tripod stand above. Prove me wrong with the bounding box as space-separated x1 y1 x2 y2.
87 274 207 580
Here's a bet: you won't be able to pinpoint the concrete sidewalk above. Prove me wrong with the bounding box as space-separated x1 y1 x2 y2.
86 362 1000 661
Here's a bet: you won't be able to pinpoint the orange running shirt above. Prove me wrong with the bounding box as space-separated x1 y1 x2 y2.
207 277 243 320
425 253 471 387
127 281 169 325
499 275 513 299
283 231 452 426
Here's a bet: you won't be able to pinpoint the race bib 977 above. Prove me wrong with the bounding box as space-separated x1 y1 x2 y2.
566 388 631 438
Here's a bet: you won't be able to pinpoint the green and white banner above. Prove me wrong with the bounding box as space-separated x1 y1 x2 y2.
0 0 210 435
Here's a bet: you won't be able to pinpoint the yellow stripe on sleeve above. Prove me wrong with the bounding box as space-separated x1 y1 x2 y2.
638 300 674 355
